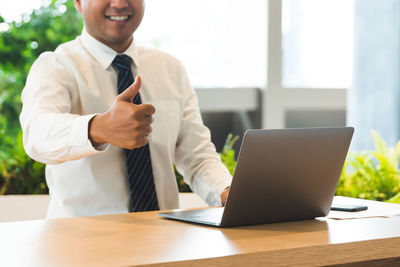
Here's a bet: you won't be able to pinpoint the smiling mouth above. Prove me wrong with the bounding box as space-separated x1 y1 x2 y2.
106 15 131 22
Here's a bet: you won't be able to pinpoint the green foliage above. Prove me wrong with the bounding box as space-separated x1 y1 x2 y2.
0 0 83 76
337 131 400 203
0 131 47 194
0 0 82 194
175 165 191 193
219 133 239 175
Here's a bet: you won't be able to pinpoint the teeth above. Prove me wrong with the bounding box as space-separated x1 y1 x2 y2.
109 16 128 21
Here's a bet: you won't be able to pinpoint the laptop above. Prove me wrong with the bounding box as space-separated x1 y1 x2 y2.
159 127 354 227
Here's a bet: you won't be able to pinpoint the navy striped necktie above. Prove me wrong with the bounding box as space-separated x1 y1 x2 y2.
112 54 159 212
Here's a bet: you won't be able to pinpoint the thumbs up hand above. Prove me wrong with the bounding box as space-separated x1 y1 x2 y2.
89 76 156 149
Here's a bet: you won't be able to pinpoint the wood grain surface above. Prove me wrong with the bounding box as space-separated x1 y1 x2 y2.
1 207 400 266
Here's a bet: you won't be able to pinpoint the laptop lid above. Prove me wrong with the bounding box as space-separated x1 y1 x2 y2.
159 127 354 227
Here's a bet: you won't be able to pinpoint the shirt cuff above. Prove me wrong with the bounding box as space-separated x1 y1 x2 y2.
216 180 232 200
206 178 232 206
71 114 109 153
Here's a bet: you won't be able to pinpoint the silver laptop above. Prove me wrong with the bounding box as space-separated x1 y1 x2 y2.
159 127 354 227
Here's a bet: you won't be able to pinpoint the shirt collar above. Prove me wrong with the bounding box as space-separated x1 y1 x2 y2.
80 28 140 70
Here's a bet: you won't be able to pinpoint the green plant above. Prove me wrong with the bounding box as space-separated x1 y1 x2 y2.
219 133 239 175
175 165 191 192
0 0 82 194
0 131 47 194
337 131 400 203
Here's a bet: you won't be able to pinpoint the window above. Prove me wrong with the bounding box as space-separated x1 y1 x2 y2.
136 0 267 88
282 0 354 88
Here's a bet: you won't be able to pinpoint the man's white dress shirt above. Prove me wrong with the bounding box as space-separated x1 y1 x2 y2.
20 29 232 219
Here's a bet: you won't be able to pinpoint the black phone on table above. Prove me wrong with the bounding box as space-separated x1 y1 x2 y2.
330 204 368 212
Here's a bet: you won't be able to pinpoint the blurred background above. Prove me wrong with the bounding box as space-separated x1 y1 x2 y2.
1 0 400 205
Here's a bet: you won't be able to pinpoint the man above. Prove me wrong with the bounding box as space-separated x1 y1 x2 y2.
19 0 231 218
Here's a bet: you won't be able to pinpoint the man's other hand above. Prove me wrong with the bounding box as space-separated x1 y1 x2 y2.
221 186 230 206
89 76 155 149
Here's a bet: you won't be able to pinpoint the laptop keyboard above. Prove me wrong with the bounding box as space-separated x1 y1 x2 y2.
186 208 224 222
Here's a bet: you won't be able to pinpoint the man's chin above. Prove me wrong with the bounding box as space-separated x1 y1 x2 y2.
102 35 133 51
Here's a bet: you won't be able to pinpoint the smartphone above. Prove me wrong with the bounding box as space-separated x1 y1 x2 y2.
330 204 368 212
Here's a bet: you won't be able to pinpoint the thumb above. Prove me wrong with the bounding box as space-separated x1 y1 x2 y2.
117 75 141 102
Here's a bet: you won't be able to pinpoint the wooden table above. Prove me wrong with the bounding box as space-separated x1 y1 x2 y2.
1 199 400 267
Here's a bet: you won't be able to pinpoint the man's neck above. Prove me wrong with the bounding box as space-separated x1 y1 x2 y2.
102 37 133 53
85 29 133 53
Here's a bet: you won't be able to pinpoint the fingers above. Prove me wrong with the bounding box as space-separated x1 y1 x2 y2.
117 75 142 102
131 135 150 149
142 135 150 145
124 123 153 149
136 123 153 136
129 104 155 122
138 104 156 116
126 132 152 149
145 115 154 124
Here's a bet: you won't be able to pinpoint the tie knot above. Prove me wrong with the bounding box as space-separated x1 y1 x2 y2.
112 54 133 72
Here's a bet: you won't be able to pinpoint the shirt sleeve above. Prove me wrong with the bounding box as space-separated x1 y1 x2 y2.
174 63 232 206
19 52 106 165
